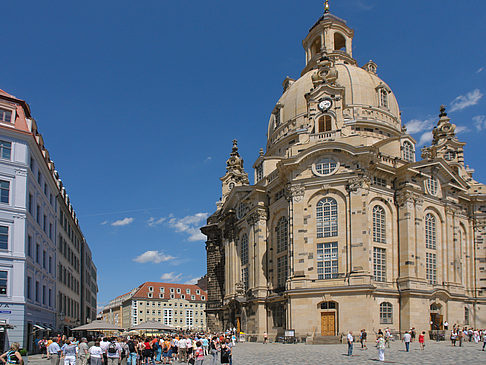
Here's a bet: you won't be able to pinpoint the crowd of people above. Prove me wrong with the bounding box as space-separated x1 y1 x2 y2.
347 326 486 362
37 331 237 365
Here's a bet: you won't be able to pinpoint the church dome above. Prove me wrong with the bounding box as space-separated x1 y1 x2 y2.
266 9 402 150
267 62 401 146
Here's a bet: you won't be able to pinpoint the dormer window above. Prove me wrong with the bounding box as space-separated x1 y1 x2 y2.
148 293 153 298
444 151 455 161
148 286 153 292
0 109 12 123
274 109 281 128
177 288 181 293
318 115 332 133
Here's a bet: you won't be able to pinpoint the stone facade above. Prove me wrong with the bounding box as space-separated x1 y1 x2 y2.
201 8 486 341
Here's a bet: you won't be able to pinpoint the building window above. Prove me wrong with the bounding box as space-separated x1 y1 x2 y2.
186 309 193 327
444 150 455 161
0 271 7 295
35 280 39 302
0 141 11 160
36 205 40 224
315 158 337 176
275 217 288 253
0 181 9 204
181 294 185 299
380 89 388 108
147 293 152 298
380 302 393 324
36 244 40 263
148 286 153 291
402 141 415 162
426 177 439 196
240 234 249 265
191 295 195 300
464 307 469 325
318 115 332 133
163 308 173 325
0 226 8 250
27 235 32 257
0 109 12 123
426 252 437 284
425 213 436 250
42 285 46 305
27 277 32 299
256 163 263 182
196 289 200 295
201 295 205 300
170 288 174 293
317 198 338 238
373 247 386 282
373 206 386 243
273 305 285 328
186 288 190 294
241 267 249 291
320 301 336 309
177 288 181 294
317 242 338 279
277 255 288 288
274 108 281 128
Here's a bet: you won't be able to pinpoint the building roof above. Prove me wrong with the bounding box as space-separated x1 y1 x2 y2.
133 282 207 301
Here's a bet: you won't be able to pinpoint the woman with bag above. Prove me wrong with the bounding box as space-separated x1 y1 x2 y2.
220 341 231 365
376 334 385 362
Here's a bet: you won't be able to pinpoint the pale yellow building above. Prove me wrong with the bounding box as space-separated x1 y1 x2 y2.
201 6 486 342
103 282 207 331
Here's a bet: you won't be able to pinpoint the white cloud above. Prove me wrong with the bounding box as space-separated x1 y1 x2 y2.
167 213 209 242
455 125 469 134
473 115 486 131
101 220 108 225
418 131 433 146
204 156 212 163
133 250 175 264
405 117 435 134
160 272 183 282
477 67 484 74
111 217 134 226
184 277 199 285
147 217 166 227
449 89 483 112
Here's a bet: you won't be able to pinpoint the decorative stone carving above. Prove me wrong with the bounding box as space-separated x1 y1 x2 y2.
286 183 305 202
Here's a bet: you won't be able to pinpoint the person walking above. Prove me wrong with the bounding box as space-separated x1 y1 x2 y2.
360 329 367 349
178 337 186 363
402 331 411 352
106 339 121 365
194 341 204 365
126 338 137 365
376 334 385 362
88 341 104 365
451 330 457 346
209 337 219 365
347 331 354 356
48 338 62 365
0 343 23 365
419 331 425 350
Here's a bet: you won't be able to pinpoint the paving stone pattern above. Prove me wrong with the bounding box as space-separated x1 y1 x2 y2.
230 341 485 364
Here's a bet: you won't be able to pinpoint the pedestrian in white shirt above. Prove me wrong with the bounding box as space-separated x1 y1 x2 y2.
347 331 354 356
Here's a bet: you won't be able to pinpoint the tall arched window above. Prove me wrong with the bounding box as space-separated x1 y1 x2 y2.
380 302 393 324
317 198 338 238
425 213 436 250
276 217 288 253
373 205 386 243
380 89 388 108
240 234 249 265
334 33 346 51
402 141 415 162
318 115 332 133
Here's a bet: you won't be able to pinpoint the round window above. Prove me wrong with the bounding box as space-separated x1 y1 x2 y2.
314 158 338 176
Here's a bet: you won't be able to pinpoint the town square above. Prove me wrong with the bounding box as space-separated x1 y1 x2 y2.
0 0 485 364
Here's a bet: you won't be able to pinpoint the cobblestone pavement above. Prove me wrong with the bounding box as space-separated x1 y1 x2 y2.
230 341 485 364
26 341 486 365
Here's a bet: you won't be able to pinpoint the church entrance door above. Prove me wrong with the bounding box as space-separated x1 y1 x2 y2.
320 312 335 336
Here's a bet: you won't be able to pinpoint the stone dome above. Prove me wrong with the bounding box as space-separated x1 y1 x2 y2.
267 61 401 144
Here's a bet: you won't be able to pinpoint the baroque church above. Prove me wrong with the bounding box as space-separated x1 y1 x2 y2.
201 4 486 341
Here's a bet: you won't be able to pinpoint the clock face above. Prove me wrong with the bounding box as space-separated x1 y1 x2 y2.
318 99 332 111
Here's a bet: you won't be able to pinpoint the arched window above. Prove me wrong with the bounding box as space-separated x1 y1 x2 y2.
426 177 439 196
317 198 338 238
425 213 436 250
276 217 288 253
373 205 386 243
402 141 415 162
380 89 388 108
318 115 332 133
380 302 393 324
311 38 321 57
240 234 249 265
334 33 346 51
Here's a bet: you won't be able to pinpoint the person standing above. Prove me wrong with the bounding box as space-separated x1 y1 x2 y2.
443 321 449 330
88 341 104 365
178 337 187 363
118 338 129 365
126 338 137 365
0 343 23 365
347 331 354 356
61 340 78 365
78 338 89 365
201 337 208 356
220 341 231 365
419 331 425 350
402 331 411 352
360 329 367 349
106 339 121 365
210 337 219 365
194 341 204 365
48 338 62 365
263 333 268 344
376 334 385 362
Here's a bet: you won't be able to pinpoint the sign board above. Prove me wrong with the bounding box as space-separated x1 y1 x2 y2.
284 329 295 337
0 311 11 314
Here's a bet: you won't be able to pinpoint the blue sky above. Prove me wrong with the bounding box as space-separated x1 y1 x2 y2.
1 0 485 309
